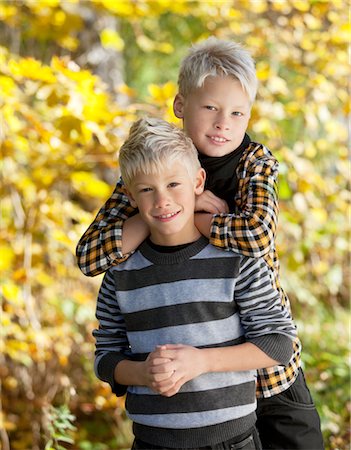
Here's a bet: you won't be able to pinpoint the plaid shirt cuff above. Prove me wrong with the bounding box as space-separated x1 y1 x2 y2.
100 219 134 264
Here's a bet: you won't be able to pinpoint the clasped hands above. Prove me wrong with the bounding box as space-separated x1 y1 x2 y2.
142 344 207 397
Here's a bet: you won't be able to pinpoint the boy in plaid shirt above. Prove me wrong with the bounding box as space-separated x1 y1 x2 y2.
77 38 324 449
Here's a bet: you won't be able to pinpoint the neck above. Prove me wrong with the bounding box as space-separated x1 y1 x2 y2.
149 227 201 247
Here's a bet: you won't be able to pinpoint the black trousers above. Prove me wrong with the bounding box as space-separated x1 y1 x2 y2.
256 368 325 450
131 427 262 450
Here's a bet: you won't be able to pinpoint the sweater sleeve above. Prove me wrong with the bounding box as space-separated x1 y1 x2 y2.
76 177 137 277
93 270 131 396
234 256 296 365
210 147 279 258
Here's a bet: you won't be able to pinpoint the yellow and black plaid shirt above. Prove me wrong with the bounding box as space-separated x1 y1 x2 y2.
76 140 301 398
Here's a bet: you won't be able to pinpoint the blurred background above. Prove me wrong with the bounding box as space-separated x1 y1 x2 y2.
0 1 349 449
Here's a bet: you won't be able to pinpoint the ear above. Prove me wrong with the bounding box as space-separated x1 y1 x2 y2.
173 93 185 119
122 186 138 208
194 168 206 195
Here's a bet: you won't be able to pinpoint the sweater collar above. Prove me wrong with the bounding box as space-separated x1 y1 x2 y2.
139 236 209 265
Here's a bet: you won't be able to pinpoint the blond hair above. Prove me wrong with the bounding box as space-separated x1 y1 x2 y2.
119 117 201 187
178 36 258 104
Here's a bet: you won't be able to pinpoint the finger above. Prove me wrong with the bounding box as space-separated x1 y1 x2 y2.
151 361 176 374
203 191 228 213
149 357 172 366
152 371 175 383
162 344 185 350
153 375 177 394
161 377 186 397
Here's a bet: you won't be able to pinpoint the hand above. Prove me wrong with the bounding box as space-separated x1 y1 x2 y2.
148 344 207 397
141 346 174 393
195 190 229 214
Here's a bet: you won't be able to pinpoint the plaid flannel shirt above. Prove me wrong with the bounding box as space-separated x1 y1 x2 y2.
76 141 301 398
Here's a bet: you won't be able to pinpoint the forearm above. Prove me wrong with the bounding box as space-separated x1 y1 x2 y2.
114 359 146 386
202 342 279 374
76 178 137 276
209 160 279 257
121 214 150 255
150 341 288 398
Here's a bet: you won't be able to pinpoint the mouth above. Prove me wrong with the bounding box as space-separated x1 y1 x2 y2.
208 135 229 144
154 211 180 221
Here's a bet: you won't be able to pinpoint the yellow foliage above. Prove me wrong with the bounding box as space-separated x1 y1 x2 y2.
0 245 15 272
0 2 349 448
100 28 125 51
71 171 112 199
148 81 177 104
8 58 57 83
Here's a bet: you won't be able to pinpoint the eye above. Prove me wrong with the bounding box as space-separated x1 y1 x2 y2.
168 182 180 188
139 187 152 193
205 105 216 111
232 111 243 116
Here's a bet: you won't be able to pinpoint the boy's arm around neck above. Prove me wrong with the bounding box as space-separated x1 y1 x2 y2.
208 146 279 258
76 177 147 276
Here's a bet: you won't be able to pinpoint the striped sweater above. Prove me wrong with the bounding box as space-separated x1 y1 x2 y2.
93 237 296 448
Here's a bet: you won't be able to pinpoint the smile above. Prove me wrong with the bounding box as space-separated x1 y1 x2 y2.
154 211 180 220
209 136 228 143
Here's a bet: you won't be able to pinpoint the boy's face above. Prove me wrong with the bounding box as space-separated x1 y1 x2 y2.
125 162 205 246
173 76 251 157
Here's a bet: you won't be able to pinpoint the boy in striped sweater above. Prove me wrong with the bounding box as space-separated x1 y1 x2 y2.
93 117 296 450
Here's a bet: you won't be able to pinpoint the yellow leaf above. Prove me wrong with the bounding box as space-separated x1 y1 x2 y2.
0 75 16 94
2 281 22 305
148 81 177 104
100 29 124 51
57 35 79 51
98 0 135 17
0 244 14 271
71 171 112 199
256 62 271 81
8 58 56 83
249 1 268 13
117 83 137 97
332 23 351 44
52 229 74 248
311 207 328 224
156 42 174 54
0 5 17 21
292 0 310 12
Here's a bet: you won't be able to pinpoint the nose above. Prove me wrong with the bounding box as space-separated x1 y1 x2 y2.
154 190 170 208
214 113 230 130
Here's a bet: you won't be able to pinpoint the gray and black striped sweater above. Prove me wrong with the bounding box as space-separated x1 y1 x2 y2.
94 237 296 448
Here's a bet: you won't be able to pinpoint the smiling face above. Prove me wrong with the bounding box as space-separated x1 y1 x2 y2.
125 162 205 246
174 76 252 157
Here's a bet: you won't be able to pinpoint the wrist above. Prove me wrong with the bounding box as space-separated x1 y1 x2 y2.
198 348 212 375
114 359 146 386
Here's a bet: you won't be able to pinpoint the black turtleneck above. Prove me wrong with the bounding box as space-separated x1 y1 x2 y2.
198 134 251 212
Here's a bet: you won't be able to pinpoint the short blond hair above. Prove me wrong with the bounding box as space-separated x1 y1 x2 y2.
178 37 258 104
119 117 201 187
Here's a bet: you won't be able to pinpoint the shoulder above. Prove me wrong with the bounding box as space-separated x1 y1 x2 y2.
109 250 151 273
240 140 279 176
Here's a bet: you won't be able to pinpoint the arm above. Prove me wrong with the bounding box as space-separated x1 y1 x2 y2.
147 256 296 396
93 272 172 394
76 177 149 277
196 147 279 258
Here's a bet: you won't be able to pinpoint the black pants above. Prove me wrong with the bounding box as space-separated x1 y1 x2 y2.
256 368 324 449
131 427 262 450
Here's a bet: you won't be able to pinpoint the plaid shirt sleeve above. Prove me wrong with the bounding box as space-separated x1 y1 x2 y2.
210 144 279 258
76 177 137 277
